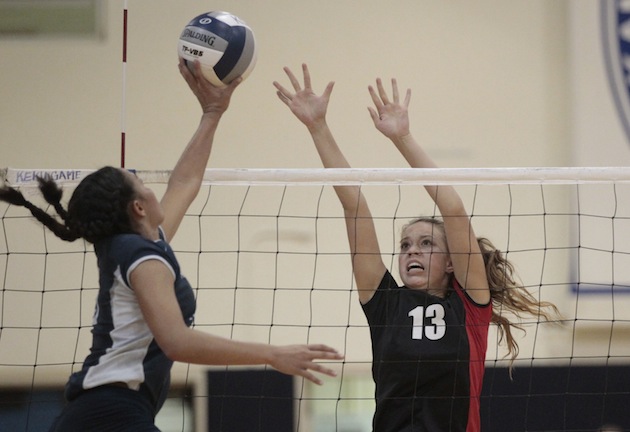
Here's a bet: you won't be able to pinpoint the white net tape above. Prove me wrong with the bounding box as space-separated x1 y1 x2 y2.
5 166 630 187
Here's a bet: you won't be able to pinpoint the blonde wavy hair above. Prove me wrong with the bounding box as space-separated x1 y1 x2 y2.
404 217 560 370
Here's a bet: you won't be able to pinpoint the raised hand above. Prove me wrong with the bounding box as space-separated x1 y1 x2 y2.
367 78 411 140
273 63 335 129
178 58 242 115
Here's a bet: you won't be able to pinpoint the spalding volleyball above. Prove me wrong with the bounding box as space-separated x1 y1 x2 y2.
178 11 257 87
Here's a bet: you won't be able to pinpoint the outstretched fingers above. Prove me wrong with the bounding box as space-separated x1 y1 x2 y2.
307 343 345 358
367 77 412 139
321 80 335 102
368 82 384 113
376 77 390 105
387 78 411 108
273 64 335 127
390 78 399 104
284 65 303 91
274 86 291 106
369 77 411 110
270 344 344 386
301 63 312 90
273 65 304 105
299 344 344 385
299 364 335 385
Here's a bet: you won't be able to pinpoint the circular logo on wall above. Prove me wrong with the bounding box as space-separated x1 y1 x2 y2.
602 0 630 142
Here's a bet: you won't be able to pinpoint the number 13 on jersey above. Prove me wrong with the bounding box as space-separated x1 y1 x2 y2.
408 304 446 341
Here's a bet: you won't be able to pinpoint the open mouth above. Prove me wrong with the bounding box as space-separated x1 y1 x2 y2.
407 261 425 272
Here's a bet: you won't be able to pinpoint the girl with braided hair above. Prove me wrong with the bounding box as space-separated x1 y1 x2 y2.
0 60 342 432
274 64 558 432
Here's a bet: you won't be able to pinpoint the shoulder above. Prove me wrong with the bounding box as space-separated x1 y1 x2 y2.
361 270 395 313
113 233 161 252
98 233 171 267
371 270 399 297
451 279 492 326
452 278 491 308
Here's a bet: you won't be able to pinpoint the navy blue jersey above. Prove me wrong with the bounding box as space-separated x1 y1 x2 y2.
362 271 491 432
65 228 196 414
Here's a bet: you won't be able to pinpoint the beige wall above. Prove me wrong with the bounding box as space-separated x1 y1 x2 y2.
1 0 569 171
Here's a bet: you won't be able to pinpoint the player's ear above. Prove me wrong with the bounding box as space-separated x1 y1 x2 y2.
445 258 454 274
129 199 145 219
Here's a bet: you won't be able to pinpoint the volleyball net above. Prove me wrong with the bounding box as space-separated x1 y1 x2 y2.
1 166 630 431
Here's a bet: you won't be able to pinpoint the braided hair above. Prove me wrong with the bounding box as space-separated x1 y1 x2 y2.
0 166 137 244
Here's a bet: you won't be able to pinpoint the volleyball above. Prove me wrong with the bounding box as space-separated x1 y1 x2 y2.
177 11 257 87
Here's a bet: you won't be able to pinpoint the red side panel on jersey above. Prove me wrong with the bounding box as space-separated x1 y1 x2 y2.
453 280 492 432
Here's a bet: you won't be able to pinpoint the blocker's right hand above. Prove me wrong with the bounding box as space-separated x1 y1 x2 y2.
178 58 241 116
269 343 344 385
273 63 334 129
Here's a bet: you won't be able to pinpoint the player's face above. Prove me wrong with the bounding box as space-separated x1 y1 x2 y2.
398 221 453 296
122 169 164 229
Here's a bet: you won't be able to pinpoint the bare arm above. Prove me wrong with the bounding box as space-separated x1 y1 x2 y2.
131 260 343 385
273 64 386 304
160 60 241 242
368 78 490 304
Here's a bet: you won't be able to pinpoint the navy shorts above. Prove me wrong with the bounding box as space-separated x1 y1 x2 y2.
48 386 160 432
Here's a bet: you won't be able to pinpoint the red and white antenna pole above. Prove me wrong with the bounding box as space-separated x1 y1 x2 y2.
120 0 128 168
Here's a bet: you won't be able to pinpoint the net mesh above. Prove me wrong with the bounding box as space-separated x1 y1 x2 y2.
1 167 629 431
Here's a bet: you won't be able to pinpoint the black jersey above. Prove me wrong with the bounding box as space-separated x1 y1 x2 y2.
64 228 196 414
362 270 491 432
